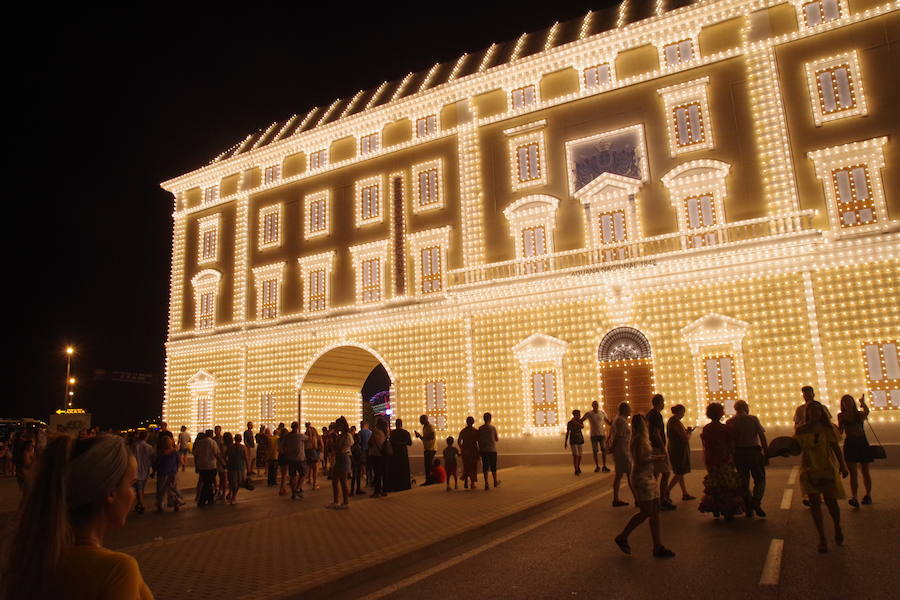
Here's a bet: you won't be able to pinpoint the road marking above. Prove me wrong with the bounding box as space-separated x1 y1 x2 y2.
780 489 793 510
759 538 784 586
787 466 798 485
357 488 613 600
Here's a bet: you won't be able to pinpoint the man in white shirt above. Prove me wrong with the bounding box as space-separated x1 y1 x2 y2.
581 401 612 473
177 426 192 472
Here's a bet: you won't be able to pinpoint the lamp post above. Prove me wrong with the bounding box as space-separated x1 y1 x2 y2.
64 346 74 410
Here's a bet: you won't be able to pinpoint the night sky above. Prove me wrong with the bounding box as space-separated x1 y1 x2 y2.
10 1 616 428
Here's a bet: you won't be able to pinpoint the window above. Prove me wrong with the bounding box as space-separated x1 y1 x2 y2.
252 263 285 320
355 176 383 226
349 240 389 305
425 381 447 429
418 168 439 207
805 51 867 126
361 258 381 303
305 191 330 239
831 166 877 228
203 185 219 205
412 159 443 212
657 77 713 156
506 125 548 190
705 355 739 415
416 115 437 137
259 205 281 249
598 210 630 261
260 393 276 432
862 341 900 409
196 392 213 432
800 0 841 27
190 270 222 331
309 149 327 170
420 246 442 294
522 225 548 274
674 103 705 148
260 279 278 319
197 214 220 265
663 39 695 67
808 137 888 233
511 85 537 109
198 291 215 330
360 133 379 155
531 371 559 427
264 165 281 185
684 194 719 247
573 171 643 260
297 251 335 314
584 63 612 89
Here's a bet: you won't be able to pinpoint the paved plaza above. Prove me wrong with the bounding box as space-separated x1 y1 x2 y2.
2 456 898 599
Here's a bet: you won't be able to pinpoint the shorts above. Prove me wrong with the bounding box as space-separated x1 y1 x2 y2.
651 447 670 475
445 461 457 476
178 449 189 456
333 453 351 476
570 443 583 456
590 436 606 453
614 448 632 474
480 451 498 472
288 460 305 478
305 448 321 464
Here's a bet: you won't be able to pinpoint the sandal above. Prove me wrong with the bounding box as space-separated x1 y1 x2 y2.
653 546 676 558
614 535 631 555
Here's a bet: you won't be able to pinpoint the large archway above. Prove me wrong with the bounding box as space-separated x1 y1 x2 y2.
296 344 393 428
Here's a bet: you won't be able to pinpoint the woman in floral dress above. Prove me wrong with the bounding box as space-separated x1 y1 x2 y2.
699 402 745 519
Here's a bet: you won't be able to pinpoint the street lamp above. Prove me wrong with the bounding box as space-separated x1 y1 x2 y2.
64 346 75 410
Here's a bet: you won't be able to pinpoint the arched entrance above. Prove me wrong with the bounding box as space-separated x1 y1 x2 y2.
598 327 655 417
297 344 394 428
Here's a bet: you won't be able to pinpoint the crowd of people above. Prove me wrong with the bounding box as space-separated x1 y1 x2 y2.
0 385 882 598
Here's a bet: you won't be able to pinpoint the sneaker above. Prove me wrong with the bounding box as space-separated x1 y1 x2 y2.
614 535 631 555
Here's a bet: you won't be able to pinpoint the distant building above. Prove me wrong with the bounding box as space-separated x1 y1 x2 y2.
161 0 899 438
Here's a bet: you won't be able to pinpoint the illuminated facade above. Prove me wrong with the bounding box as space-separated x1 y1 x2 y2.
161 0 900 440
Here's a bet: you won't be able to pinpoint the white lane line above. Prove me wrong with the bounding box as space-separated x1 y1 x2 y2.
780 489 793 510
787 466 798 485
358 488 613 600
759 538 784 586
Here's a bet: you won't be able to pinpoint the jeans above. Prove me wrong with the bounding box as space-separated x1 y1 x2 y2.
350 462 362 493
267 459 278 486
198 469 217 506
424 450 436 484
371 456 387 495
734 446 766 509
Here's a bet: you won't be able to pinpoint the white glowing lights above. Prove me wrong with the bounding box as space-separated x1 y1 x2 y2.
303 190 330 239
657 77 714 155
411 158 444 213
355 174 384 227
506 126 548 190
514 333 568 435
258 204 282 250
660 160 731 249
407 226 451 296
197 214 220 265
251 262 286 320
681 314 750 422
297 251 335 313
804 50 868 126
349 239 390 304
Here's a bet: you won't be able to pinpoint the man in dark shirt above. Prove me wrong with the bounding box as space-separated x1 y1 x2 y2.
647 394 675 510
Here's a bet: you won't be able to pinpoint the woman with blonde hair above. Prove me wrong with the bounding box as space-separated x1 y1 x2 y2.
1 434 153 599
614 414 675 558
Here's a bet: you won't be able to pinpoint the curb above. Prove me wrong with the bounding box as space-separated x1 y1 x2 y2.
281 473 606 600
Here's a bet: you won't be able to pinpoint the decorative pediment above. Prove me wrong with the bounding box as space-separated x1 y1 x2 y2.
191 269 222 288
513 333 568 365
660 159 731 190
574 172 642 207
187 369 218 391
681 313 749 347
503 194 560 221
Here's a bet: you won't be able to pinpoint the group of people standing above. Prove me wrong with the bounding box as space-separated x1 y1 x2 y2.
567 387 878 557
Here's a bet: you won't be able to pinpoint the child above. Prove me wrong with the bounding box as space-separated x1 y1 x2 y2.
431 458 446 484
227 434 247 504
443 436 460 490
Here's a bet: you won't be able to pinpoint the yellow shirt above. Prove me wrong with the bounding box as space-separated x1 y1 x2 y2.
51 546 154 600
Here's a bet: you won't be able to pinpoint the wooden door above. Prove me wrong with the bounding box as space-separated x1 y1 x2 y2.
600 358 655 417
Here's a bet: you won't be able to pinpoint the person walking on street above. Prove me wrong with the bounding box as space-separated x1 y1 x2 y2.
283 421 307 500
131 431 155 514
796 400 848 553
614 414 675 559
608 402 633 507
581 401 611 472
458 416 480 490
838 394 873 507
177 426 191 472
415 415 437 485
243 422 256 476
478 413 500 490
153 434 184 512
699 403 745 520
647 394 676 510
665 405 695 501
327 417 353 509
727 400 768 517
564 409 585 476
193 430 221 507
226 434 247 504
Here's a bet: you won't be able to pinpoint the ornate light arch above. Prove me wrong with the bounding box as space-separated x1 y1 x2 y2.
295 340 396 389
598 327 652 362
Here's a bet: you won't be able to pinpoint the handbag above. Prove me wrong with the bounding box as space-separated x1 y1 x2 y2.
864 417 886 460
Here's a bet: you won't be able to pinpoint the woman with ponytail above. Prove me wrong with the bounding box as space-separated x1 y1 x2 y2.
0 434 153 599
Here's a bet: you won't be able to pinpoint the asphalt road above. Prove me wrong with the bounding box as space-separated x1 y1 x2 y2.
334 466 899 600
